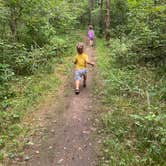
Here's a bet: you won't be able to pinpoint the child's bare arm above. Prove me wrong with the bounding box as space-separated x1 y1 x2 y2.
74 59 77 64
87 60 95 66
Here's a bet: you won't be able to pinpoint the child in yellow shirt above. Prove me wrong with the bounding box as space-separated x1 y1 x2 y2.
74 42 95 94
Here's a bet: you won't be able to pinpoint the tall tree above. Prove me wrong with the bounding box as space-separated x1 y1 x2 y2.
99 0 104 36
89 0 95 24
105 0 110 46
4 0 23 41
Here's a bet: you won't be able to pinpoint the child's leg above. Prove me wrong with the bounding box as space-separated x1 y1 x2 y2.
75 80 80 94
83 74 87 87
75 80 80 90
74 70 81 94
90 39 94 47
90 40 92 46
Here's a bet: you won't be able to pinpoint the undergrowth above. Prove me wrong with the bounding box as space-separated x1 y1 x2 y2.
96 39 166 166
0 32 81 161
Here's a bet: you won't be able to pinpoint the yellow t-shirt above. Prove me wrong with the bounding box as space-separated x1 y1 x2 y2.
74 53 88 70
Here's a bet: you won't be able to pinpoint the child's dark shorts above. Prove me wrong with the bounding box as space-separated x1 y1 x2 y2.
89 37 94 40
75 69 87 80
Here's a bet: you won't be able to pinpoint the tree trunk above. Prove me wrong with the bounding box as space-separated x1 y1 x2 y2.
9 7 17 41
105 0 110 46
89 0 95 25
99 0 104 37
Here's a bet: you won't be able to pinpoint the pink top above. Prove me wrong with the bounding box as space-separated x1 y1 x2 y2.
88 30 94 39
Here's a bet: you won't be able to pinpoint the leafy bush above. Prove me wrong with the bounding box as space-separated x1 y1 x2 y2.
0 63 15 100
0 41 29 75
126 1 166 66
0 64 14 84
0 35 71 76
106 0 166 67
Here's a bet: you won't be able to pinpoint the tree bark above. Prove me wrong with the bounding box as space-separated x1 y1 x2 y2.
89 0 95 25
99 0 104 37
105 0 110 46
10 7 17 40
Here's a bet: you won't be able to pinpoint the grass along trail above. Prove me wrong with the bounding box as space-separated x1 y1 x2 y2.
7 38 98 166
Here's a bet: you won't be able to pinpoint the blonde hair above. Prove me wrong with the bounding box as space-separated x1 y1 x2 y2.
76 42 84 54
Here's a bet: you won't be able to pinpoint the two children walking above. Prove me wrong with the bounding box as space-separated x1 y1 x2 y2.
73 25 95 95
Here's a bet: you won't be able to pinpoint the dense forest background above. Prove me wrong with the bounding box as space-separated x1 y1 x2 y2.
0 0 165 164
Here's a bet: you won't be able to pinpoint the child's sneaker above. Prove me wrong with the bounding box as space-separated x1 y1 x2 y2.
75 89 80 95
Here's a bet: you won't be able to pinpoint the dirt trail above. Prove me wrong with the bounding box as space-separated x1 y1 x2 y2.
8 38 98 166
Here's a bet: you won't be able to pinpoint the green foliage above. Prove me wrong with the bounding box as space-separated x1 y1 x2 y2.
97 39 166 165
0 0 86 159
130 112 166 163
0 41 29 74
110 0 128 27
125 0 165 66
49 0 88 33
0 71 60 160
91 0 165 66
0 29 81 161
0 64 14 84
0 0 88 77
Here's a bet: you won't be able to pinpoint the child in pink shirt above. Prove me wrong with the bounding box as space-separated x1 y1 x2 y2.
88 25 95 47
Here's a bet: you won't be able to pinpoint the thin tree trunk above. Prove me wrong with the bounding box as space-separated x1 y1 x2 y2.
99 0 104 37
105 0 110 46
1 23 6 39
89 0 95 25
89 0 92 24
9 7 17 41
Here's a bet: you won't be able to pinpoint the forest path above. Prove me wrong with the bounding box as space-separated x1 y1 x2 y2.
9 37 98 166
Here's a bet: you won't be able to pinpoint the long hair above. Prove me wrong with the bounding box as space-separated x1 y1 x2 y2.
76 42 84 54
